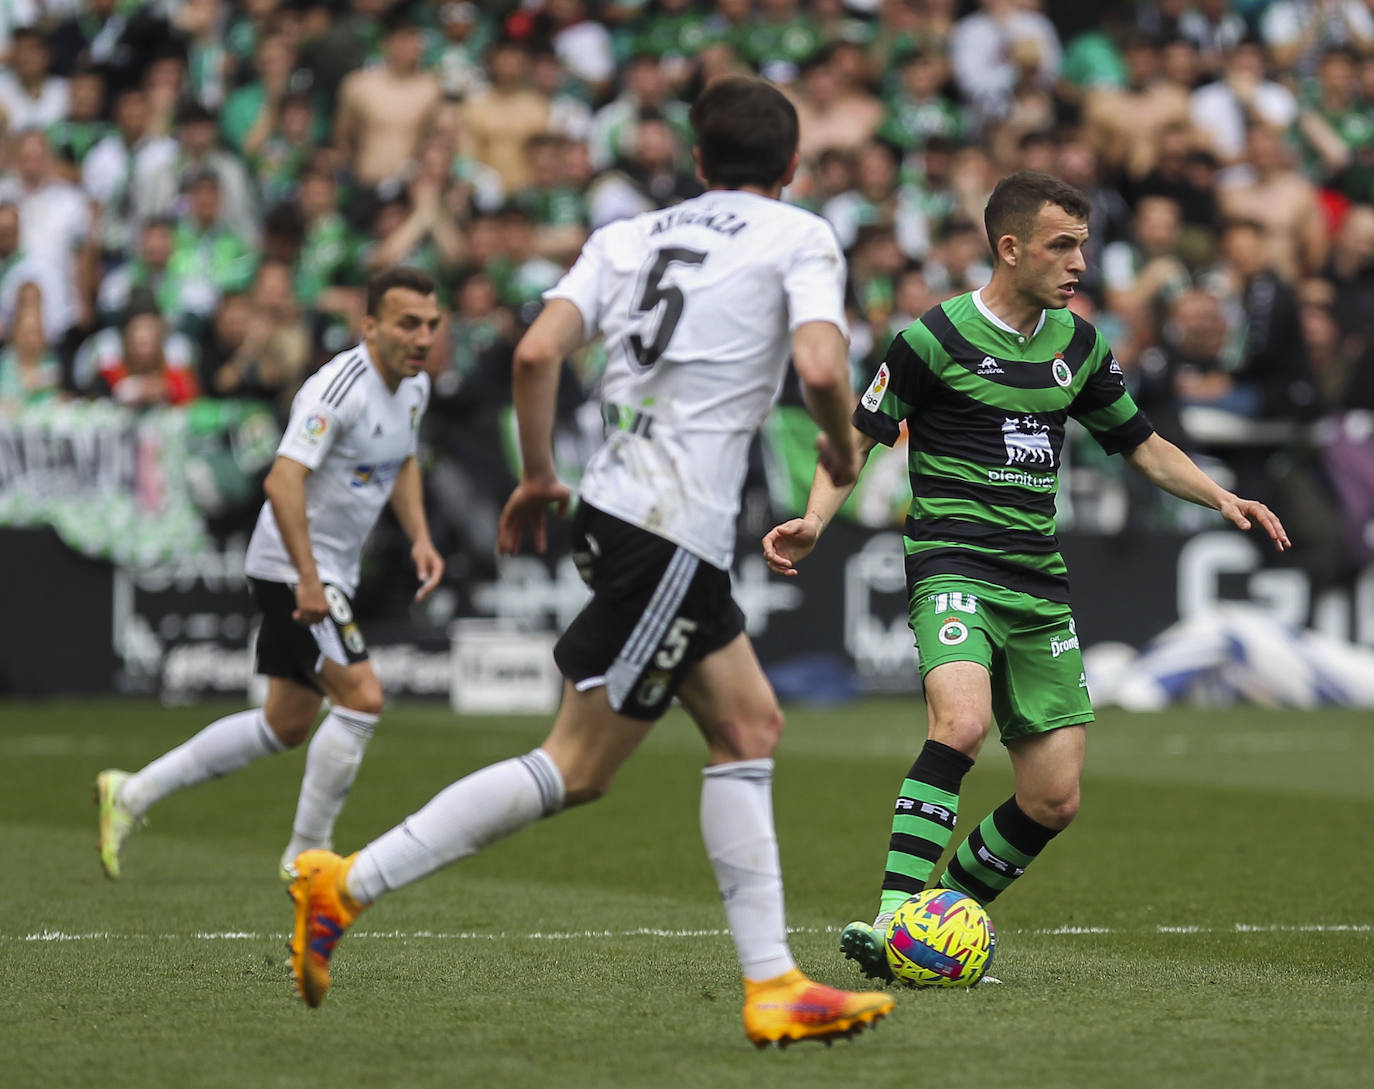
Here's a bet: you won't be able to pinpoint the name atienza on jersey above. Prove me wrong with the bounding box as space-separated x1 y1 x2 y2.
546 189 848 569
244 344 430 596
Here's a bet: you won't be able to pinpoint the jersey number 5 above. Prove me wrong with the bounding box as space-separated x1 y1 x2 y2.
628 247 707 368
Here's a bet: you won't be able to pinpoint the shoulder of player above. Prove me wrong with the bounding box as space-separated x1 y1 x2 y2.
301 347 371 413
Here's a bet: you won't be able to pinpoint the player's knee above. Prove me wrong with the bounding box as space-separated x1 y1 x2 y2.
707 703 783 762
341 679 385 717
929 714 989 755
264 710 314 748
562 772 615 807
1029 788 1080 831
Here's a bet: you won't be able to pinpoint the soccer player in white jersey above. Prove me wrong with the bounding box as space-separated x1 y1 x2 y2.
285 78 894 1046
96 267 445 882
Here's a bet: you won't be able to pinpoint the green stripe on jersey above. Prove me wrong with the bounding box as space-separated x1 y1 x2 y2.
853 291 1152 600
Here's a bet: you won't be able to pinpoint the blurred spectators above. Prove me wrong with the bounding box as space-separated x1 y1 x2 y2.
72 289 199 407
0 0 1368 593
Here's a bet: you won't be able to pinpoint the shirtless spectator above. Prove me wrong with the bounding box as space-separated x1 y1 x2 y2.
1218 123 1327 282
1191 38 1299 167
463 38 549 193
333 6 441 190
1082 33 1192 178
788 44 883 163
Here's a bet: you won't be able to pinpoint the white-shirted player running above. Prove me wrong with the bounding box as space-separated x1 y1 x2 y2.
285 78 894 1046
96 266 445 882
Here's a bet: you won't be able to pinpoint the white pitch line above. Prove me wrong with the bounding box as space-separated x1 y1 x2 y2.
5 923 1370 943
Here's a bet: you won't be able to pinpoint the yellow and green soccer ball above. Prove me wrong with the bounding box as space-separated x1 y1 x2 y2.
884 888 996 988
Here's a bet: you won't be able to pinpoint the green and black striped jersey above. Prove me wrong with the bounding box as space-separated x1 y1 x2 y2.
852 290 1154 603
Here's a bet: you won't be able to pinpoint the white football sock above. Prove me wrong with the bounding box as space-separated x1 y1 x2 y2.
701 759 796 982
346 748 564 905
119 709 284 819
282 708 377 860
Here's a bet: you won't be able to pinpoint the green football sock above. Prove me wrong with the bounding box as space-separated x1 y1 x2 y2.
877 740 973 917
941 795 1059 906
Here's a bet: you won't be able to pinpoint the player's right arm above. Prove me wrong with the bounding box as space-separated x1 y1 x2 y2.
791 320 860 488
497 298 586 555
262 455 328 623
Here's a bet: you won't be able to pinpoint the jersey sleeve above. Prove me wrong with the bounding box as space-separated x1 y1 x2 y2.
1069 334 1155 455
851 328 930 447
276 371 360 470
543 224 611 335
782 217 848 336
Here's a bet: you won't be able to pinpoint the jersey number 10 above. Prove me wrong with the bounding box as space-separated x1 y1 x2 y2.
628 247 707 368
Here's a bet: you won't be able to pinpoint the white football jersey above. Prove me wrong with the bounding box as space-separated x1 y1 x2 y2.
547 189 847 568
244 343 430 596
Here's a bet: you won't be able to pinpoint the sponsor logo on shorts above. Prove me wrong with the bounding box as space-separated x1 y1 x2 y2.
1050 623 1080 658
861 362 890 412
938 618 969 645
341 623 365 654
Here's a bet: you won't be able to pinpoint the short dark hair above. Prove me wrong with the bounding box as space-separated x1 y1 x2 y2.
365 266 437 316
689 77 797 190
983 170 1091 254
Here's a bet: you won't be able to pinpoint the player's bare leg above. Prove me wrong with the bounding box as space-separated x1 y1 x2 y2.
680 635 894 1045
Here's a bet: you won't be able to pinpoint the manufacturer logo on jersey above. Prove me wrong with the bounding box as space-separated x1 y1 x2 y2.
861 362 890 412
373 424 383 437
1108 354 1123 377
977 356 1004 375
937 618 969 645
1002 416 1054 466
1052 353 1073 387
301 413 329 445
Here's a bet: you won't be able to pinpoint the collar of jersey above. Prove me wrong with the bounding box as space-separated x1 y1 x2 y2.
971 288 1047 354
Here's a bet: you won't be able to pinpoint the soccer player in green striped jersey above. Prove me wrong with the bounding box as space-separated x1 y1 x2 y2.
764 170 1291 982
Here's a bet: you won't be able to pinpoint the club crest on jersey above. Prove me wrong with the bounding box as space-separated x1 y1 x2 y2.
301 413 328 445
1002 416 1054 466
410 404 420 431
977 356 1004 376
861 362 890 412
1051 353 1072 387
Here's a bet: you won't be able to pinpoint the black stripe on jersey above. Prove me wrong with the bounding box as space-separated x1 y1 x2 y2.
321 353 363 404
911 473 1057 518
905 516 1060 555
1091 411 1155 456
854 404 901 446
920 305 1097 388
327 359 368 407
905 549 1071 603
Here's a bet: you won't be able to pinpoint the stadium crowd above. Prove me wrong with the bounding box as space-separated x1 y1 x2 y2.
1 0 1372 588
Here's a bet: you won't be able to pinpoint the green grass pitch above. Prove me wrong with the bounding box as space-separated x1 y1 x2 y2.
2 698 1372 1089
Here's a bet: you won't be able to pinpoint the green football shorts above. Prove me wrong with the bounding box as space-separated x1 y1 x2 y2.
908 574 1094 744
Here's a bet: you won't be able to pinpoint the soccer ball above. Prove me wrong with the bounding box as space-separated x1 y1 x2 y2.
884 888 996 988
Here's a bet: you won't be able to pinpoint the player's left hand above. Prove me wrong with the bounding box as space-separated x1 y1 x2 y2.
411 538 445 602
1221 495 1291 552
498 475 572 555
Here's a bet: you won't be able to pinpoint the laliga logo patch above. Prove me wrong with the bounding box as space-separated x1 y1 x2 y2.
1051 353 1072 388
938 617 969 646
861 362 890 412
301 413 328 445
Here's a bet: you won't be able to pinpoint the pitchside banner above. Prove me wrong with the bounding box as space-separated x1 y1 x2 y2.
4 522 1371 698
